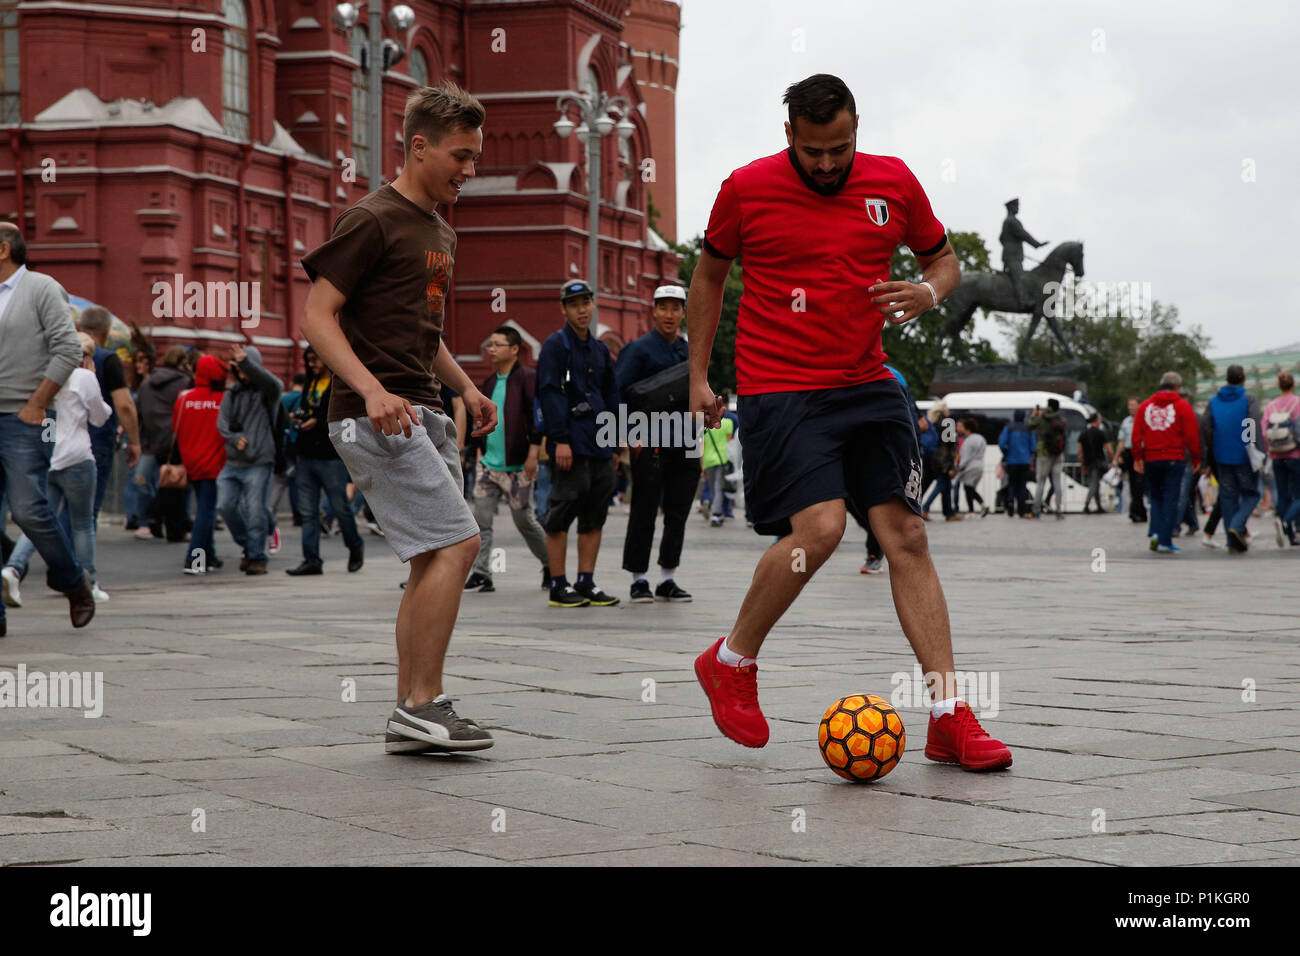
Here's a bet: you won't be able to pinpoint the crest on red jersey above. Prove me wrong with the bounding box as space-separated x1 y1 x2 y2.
864 199 889 226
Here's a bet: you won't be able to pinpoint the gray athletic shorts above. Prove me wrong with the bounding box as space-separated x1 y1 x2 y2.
329 405 478 562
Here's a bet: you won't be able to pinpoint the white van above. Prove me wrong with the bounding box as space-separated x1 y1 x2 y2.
920 391 1106 514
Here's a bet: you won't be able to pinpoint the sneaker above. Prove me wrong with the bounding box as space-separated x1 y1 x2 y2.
268 528 281 554
1157 544 1181 553
924 702 1013 771
183 565 206 576
348 545 364 573
387 697 494 753
1274 515 1286 548
285 562 323 576
245 560 268 575
1 567 21 608
575 581 619 606
694 636 769 748
710 516 724 527
630 580 654 603
1227 528 1248 553
654 580 692 602
366 520 385 537
549 584 590 608
980 505 990 518
133 526 155 540
861 556 884 574
1149 535 1159 552
1200 534 1220 549
91 585 110 602
464 572 494 592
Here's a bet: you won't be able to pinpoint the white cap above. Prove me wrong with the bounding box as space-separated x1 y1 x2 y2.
653 284 686 302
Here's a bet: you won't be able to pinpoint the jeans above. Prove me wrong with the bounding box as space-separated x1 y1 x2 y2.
705 465 729 517
472 463 548 581
1083 465 1103 512
0 413 84 596
295 458 362 565
89 435 116 523
1035 455 1063 515
924 472 954 517
1006 463 1031 515
1274 457 1300 529
217 462 273 562
534 461 553 524
132 453 160 527
9 458 98 585
186 478 219 569
1217 462 1261 537
1145 459 1186 547
1176 462 1198 532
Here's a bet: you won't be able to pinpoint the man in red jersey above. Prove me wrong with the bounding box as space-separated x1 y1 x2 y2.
689 74 1011 771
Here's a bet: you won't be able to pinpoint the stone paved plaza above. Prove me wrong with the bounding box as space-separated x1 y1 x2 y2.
1 505 1298 867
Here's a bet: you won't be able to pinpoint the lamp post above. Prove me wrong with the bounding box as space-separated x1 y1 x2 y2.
554 88 635 319
332 2 415 189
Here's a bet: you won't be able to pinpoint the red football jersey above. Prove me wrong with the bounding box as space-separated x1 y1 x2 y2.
704 149 946 394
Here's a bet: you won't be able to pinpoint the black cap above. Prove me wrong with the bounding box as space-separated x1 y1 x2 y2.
560 280 594 302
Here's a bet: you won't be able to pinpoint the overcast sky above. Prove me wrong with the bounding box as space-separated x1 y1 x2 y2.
673 0 1299 359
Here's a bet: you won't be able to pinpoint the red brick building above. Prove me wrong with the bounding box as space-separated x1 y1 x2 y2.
0 0 680 380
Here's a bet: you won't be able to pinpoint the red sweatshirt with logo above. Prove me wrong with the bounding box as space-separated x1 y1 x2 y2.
172 354 229 480
1132 389 1201 465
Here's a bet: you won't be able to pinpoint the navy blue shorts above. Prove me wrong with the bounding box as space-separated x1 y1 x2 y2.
738 379 924 537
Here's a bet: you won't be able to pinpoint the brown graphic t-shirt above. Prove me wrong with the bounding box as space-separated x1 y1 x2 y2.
301 184 455 422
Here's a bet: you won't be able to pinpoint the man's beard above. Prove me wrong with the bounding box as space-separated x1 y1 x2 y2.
787 147 854 195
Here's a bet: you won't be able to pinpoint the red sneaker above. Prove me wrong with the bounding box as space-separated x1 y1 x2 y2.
924 702 1012 771
694 636 769 748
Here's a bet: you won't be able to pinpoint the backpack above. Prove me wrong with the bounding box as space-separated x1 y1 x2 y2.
1042 415 1067 456
1266 398 1299 453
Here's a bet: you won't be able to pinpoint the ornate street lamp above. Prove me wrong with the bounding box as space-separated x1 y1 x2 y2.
554 87 635 319
333 2 415 188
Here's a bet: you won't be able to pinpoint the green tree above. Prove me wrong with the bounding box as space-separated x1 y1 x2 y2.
995 295 1215 421
673 234 743 394
882 230 1002 393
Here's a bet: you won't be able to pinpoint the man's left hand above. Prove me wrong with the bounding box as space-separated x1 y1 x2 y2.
125 441 141 469
869 281 934 325
524 449 538 482
463 388 498 438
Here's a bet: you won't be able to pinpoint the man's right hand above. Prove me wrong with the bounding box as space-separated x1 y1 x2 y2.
555 442 574 471
17 403 43 426
365 389 416 438
691 379 725 430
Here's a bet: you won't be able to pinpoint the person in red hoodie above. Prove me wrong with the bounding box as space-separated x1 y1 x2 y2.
173 354 229 574
1132 371 1202 553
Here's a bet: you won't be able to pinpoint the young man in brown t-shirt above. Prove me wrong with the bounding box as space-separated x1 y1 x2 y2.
301 82 499 753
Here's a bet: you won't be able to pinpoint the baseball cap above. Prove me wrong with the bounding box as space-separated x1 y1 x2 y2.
560 280 594 302
653 284 686 303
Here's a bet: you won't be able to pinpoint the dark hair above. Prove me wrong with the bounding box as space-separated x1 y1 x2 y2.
161 345 188 369
492 326 522 350
292 373 307 387
1280 372 1295 391
1047 397 1060 411
0 222 25 266
783 74 856 131
961 417 979 432
1226 364 1245 385
1088 412 1101 424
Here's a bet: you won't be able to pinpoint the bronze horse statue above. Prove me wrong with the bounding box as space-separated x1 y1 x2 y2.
933 240 1085 364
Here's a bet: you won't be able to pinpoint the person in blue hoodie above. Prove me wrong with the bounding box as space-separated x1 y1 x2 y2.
1201 364 1264 553
998 409 1037 517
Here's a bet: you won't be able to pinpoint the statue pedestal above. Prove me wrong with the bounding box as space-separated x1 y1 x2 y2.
930 362 1086 398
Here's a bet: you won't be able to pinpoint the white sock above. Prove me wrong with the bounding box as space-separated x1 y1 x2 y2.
716 638 756 668
659 566 676 585
930 696 962 718
631 572 647 584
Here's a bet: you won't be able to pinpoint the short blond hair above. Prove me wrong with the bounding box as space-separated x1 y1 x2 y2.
76 332 96 357
404 81 485 153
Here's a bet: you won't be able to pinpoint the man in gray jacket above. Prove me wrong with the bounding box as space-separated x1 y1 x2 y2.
0 222 96 634
217 343 283 574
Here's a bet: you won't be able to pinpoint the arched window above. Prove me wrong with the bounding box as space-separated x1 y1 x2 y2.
221 0 250 139
351 26 369 175
0 0 18 125
408 48 428 89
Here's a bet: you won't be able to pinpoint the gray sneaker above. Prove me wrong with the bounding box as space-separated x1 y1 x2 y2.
386 696 494 753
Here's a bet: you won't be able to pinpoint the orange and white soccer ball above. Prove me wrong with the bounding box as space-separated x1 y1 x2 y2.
818 694 905 782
